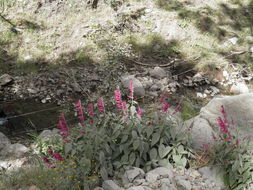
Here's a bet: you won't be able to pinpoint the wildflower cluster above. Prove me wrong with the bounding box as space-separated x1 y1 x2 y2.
208 105 253 190
36 82 192 189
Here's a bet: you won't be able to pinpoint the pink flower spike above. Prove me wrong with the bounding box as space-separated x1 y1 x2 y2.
52 152 63 161
137 106 142 117
88 103 95 116
41 156 50 164
98 98 105 113
160 103 170 112
122 101 128 113
57 114 71 138
75 100 85 127
114 88 123 111
128 80 134 100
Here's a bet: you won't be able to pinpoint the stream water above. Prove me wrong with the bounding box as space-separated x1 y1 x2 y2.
0 100 69 142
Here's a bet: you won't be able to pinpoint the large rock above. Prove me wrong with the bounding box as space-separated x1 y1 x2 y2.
184 93 253 150
121 75 145 97
0 74 13 86
198 166 225 189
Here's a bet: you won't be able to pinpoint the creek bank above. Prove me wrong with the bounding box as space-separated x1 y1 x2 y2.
97 166 224 190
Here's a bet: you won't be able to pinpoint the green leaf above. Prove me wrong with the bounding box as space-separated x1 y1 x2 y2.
158 159 173 169
162 146 172 158
121 135 128 143
146 127 153 139
158 144 165 158
105 143 112 154
150 148 158 160
121 153 128 163
173 155 181 164
64 143 72 155
151 132 160 147
99 151 106 166
100 167 108 180
135 156 140 167
129 152 136 165
177 145 184 153
132 130 138 139
133 140 140 150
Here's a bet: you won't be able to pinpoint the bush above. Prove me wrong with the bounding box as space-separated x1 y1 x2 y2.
209 105 253 190
35 84 194 189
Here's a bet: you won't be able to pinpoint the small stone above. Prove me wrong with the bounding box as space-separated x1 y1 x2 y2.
24 55 32 60
147 91 158 97
196 92 207 99
145 171 159 183
149 167 173 179
133 178 145 186
175 176 192 190
0 74 13 86
228 37 238 45
27 88 37 94
160 178 171 185
126 186 146 190
230 82 249 94
41 99 47 103
223 70 229 78
150 84 159 91
149 67 167 79
204 89 211 94
123 167 145 183
102 180 123 190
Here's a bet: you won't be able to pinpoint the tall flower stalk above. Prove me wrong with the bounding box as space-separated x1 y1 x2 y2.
98 97 105 113
128 80 134 104
57 114 70 141
114 88 123 112
75 100 85 128
217 105 232 141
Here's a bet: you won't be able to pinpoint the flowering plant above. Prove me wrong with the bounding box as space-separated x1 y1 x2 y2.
36 84 193 189
209 105 253 190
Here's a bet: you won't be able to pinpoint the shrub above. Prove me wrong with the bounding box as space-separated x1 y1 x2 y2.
36 84 194 189
209 105 253 190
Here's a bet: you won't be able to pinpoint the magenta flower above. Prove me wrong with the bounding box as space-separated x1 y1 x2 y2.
52 152 63 161
75 100 85 128
114 88 123 111
160 102 170 112
217 105 232 141
137 106 142 117
57 114 70 139
41 156 51 164
48 147 53 156
88 103 96 116
98 98 105 113
122 101 128 113
128 80 134 100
